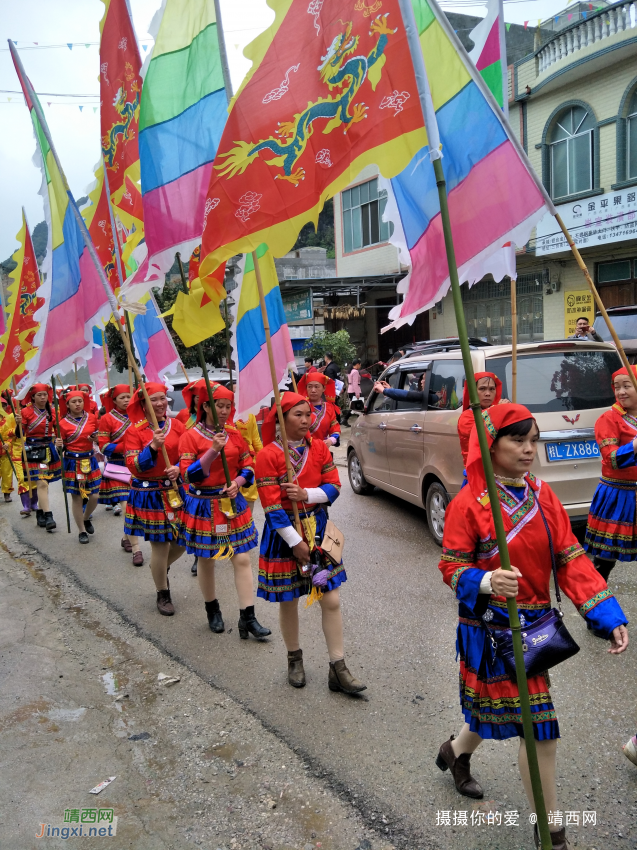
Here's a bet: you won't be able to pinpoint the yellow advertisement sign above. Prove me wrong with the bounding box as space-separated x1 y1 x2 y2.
564 290 595 337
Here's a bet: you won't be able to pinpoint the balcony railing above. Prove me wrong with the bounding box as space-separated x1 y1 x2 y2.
537 0 636 74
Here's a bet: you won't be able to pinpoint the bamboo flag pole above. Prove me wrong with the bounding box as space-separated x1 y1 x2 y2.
50 375 72 533
252 251 302 536
224 297 234 392
289 368 298 393
11 377 33 496
74 361 79 389
510 278 518 403
101 330 111 390
396 3 551 847
8 44 182 506
556 213 637 394
174 253 236 513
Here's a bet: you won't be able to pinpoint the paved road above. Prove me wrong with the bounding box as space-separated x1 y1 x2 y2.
4 458 637 850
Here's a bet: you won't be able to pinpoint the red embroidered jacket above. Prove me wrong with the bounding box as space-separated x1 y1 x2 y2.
21 405 57 439
59 413 99 452
178 423 254 487
97 411 131 456
124 418 185 480
594 405 637 481
308 401 341 443
439 473 626 635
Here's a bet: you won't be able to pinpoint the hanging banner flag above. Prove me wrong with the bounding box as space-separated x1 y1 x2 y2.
131 291 181 383
382 0 553 330
138 0 229 283
99 0 143 213
172 245 227 348
199 0 427 282
0 210 43 392
82 165 119 293
230 245 295 420
86 325 109 395
10 43 112 379
468 0 508 115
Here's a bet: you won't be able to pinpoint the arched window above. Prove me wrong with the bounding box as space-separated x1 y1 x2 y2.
549 106 595 199
627 91 637 180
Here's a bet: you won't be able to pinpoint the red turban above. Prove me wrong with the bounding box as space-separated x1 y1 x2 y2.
261 392 311 445
298 371 336 403
612 365 637 384
182 378 207 413
59 390 87 418
103 384 131 414
197 382 235 424
127 382 168 427
28 383 53 404
466 403 536 504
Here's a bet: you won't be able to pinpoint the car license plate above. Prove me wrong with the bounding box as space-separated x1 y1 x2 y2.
545 439 600 462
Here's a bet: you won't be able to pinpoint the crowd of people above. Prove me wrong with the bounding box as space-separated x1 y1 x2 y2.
2 357 637 849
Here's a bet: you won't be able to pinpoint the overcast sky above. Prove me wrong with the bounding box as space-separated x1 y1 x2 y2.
0 0 573 261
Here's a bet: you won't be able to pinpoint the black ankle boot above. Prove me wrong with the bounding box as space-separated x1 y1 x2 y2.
238 605 271 640
205 599 224 633
44 511 56 532
594 555 616 582
36 509 46 528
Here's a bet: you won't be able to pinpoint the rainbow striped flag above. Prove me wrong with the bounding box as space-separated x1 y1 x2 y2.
10 44 112 379
468 0 508 113
139 0 228 279
230 246 294 420
385 0 552 329
200 0 428 279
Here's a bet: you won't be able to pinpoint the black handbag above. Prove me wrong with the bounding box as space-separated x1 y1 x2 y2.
25 444 48 463
485 500 580 681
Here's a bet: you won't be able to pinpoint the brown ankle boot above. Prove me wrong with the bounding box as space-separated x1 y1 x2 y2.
156 588 175 616
436 735 483 799
534 824 569 849
287 649 306 688
328 659 366 694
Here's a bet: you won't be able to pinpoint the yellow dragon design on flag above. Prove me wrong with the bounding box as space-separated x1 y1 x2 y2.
215 14 397 187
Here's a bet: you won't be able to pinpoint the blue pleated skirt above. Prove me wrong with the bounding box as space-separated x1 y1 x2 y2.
124 479 185 542
178 486 258 558
584 476 637 561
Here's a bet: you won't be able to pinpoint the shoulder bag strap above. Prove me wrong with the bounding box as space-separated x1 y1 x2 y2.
535 496 562 609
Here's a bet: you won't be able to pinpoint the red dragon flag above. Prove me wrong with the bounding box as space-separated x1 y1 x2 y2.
99 0 143 216
199 0 427 281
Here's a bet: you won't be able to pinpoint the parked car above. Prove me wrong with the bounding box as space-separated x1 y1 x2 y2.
347 340 622 545
594 306 637 362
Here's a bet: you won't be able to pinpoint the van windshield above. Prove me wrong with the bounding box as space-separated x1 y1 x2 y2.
488 351 621 412
594 313 637 342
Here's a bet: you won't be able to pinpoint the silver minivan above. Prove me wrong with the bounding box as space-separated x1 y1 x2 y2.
347 340 622 545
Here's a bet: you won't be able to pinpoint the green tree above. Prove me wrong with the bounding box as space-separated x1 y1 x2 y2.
303 329 356 368
293 198 335 259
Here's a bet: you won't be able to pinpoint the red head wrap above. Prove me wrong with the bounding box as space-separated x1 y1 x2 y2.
466 403 537 503
28 383 53 405
126 382 169 427
612 365 637 384
261 392 311 446
298 371 336 403
197 382 235 424
103 384 131 414
182 378 207 414
59 390 87 419
462 372 502 411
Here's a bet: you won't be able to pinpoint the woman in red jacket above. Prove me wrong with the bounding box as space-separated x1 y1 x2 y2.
97 384 141 564
256 391 364 694
297 372 341 446
178 383 269 639
437 403 628 850
457 372 507 465
55 390 100 544
175 378 206 429
124 383 185 616
18 384 62 531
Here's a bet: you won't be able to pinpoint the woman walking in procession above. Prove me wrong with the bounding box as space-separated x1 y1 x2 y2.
256 392 364 693
124 383 185 616
457 372 508 465
297 372 341 446
17 384 61 531
178 383 268 639
176 378 206 575
56 390 101 544
97 385 142 564
437 403 628 850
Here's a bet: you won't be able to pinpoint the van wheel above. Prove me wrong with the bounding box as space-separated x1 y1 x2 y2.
348 450 373 495
426 481 449 546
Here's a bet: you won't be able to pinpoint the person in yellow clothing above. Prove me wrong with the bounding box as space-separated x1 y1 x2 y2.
0 392 28 513
235 413 263 511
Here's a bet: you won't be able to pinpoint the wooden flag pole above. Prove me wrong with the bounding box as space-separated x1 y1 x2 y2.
180 363 190 383
510 278 518 403
102 330 111 390
174 253 236 513
397 2 551 846
252 251 302 536
74 361 79 389
11 377 33 496
50 375 72 533
223 297 234 392
289 368 298 393
555 213 637 394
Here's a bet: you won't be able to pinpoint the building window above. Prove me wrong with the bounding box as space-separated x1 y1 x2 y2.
549 106 595 199
342 177 393 254
627 91 637 180
461 273 546 344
